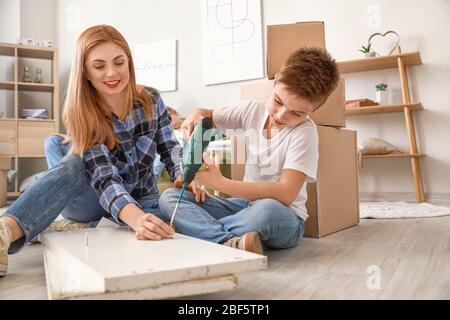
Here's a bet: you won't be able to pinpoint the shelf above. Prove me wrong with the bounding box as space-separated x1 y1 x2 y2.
0 44 15 56
17 154 45 158
17 45 54 60
1 42 55 59
338 51 422 74
18 119 54 123
17 82 54 92
346 102 423 116
0 81 15 90
1 42 59 198
362 153 424 160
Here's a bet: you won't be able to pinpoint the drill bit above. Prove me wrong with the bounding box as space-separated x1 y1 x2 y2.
169 182 187 235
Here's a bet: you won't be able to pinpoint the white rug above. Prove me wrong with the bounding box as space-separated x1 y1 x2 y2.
360 201 450 219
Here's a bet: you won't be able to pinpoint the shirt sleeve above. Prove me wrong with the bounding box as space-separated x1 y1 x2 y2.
154 97 182 181
283 125 319 183
212 100 258 135
83 144 140 222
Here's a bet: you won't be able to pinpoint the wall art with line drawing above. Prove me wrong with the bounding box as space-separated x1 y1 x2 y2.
202 0 264 85
134 40 177 92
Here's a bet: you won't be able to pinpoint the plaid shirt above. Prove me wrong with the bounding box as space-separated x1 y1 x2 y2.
83 88 182 221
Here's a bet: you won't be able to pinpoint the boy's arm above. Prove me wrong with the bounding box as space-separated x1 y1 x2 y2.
197 162 306 206
181 108 216 137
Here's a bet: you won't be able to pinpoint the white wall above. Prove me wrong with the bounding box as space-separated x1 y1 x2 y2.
0 0 20 43
0 0 20 117
51 0 450 196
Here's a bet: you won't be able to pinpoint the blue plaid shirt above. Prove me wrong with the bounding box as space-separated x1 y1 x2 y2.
83 88 182 221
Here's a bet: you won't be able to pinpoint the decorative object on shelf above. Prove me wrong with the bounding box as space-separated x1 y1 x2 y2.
34 68 43 83
22 65 32 83
20 108 49 119
358 137 401 168
7 169 16 186
43 40 54 48
17 38 53 48
367 31 400 56
358 43 376 57
19 171 45 193
358 137 400 156
345 98 378 109
21 38 36 46
0 111 4 118
375 83 388 104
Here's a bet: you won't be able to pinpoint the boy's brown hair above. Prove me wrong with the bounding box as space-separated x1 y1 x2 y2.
276 47 339 110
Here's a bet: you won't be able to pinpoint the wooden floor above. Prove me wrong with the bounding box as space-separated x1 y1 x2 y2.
1 216 450 300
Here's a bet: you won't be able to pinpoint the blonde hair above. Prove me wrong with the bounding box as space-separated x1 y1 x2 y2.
63 25 153 155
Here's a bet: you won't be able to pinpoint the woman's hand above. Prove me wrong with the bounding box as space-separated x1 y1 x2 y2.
134 213 174 240
195 152 225 191
51 133 71 144
173 175 211 203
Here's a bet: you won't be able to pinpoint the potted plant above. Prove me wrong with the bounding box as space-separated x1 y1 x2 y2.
375 83 388 105
359 43 376 57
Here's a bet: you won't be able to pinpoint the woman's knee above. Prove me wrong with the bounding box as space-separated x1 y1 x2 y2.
44 136 63 153
56 156 88 188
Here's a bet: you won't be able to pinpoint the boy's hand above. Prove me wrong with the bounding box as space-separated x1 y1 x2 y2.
180 110 203 138
195 152 224 191
173 176 211 203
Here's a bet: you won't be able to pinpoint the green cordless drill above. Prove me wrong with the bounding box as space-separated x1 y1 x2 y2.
169 117 216 229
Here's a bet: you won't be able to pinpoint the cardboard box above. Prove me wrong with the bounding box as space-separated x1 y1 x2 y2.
0 171 6 207
0 157 12 170
0 157 11 207
267 21 325 79
304 126 359 237
230 126 359 238
241 78 346 127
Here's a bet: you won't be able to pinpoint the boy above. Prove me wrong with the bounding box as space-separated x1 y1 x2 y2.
153 106 186 182
159 48 339 254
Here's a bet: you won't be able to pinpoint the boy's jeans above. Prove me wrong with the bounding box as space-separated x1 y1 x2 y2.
2 136 162 254
159 188 305 249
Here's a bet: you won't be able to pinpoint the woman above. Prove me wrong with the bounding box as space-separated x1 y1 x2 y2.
0 25 206 277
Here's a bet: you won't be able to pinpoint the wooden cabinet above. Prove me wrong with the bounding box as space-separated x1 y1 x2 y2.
0 120 16 155
0 42 59 197
18 120 54 156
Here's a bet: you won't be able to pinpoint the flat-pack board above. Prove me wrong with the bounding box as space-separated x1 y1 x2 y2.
40 227 267 299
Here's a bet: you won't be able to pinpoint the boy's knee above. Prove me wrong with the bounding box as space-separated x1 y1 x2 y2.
159 188 180 213
249 198 297 227
255 198 284 210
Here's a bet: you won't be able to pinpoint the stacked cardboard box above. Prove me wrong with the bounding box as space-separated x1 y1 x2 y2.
0 157 12 207
237 21 359 238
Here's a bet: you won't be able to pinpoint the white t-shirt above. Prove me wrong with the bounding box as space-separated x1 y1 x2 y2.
213 100 319 221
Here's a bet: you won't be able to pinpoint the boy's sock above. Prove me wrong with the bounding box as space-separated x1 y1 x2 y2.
222 231 264 255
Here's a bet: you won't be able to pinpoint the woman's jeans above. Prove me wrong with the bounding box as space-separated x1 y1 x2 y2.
1 136 163 254
159 188 305 250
